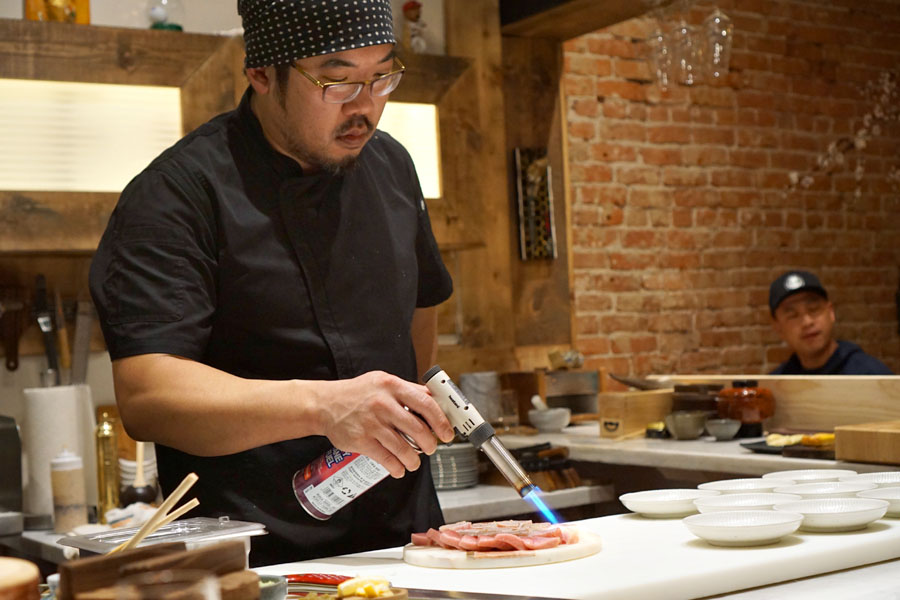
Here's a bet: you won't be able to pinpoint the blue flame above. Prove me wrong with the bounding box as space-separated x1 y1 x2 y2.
523 486 561 524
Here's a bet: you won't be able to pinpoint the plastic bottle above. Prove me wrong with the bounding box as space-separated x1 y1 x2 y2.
95 411 120 523
292 447 390 520
50 449 87 533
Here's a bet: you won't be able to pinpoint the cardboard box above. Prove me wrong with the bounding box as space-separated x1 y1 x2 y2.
835 420 900 465
599 389 673 439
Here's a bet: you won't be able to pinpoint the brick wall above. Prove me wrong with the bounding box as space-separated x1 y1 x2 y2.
563 0 900 377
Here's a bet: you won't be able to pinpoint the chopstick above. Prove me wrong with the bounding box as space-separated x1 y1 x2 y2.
108 472 199 554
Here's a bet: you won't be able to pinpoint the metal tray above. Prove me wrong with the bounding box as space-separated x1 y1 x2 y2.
57 516 266 554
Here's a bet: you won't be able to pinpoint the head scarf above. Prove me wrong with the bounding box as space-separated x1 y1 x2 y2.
238 0 395 68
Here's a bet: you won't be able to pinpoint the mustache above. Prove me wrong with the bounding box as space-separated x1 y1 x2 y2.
335 115 374 136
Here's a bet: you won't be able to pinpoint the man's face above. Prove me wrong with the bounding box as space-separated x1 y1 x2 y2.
262 44 395 174
772 291 836 358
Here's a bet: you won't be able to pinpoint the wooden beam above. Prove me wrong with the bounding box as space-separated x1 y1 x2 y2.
180 35 246 135
391 53 471 105
501 0 675 40
0 191 117 253
0 18 225 87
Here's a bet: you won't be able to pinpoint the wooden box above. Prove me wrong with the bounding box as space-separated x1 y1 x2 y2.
500 370 598 426
835 420 900 465
598 389 673 440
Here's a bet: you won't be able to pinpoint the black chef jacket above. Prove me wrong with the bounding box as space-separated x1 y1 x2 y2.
89 88 452 566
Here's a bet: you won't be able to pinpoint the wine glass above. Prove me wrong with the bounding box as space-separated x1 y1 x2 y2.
671 19 700 86
647 27 673 90
703 8 734 80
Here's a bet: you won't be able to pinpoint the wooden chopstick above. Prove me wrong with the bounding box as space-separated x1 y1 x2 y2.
108 472 199 554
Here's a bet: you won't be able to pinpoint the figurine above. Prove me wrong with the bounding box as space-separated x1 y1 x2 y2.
402 0 426 54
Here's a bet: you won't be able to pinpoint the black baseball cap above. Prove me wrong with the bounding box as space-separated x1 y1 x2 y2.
769 270 828 315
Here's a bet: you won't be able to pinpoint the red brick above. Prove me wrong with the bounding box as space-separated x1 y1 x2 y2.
572 163 613 183
666 230 708 250
615 166 660 185
596 80 647 102
647 125 692 144
609 252 657 270
578 185 627 205
566 54 603 76
586 37 641 59
629 188 671 208
623 230 658 248
571 98 599 118
602 100 627 119
603 122 647 142
591 143 638 163
737 129 780 148
647 106 669 121
673 209 693 227
682 146 729 166
640 147 683 166
729 149 768 169
613 59 651 81
575 292 613 312
702 251 744 269
572 252 609 269
563 74 594 96
662 168 709 187
692 127 735 145
660 252 702 269
711 169 756 188
569 121 596 140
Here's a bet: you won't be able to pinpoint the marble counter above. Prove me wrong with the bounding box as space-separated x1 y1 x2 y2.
497 424 899 476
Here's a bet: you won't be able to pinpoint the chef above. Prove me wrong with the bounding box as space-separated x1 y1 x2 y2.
89 0 455 567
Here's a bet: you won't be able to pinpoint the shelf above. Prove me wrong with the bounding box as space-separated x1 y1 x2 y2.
437 483 613 523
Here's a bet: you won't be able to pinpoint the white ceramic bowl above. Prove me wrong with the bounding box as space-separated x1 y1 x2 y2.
857 488 900 517
527 408 571 433
773 481 877 499
694 493 803 513
839 472 900 489
683 510 803 546
698 478 795 494
619 489 720 518
762 469 857 483
774 498 889 532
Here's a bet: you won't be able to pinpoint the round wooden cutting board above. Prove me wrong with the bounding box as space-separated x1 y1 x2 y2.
402 531 602 569
0 557 40 600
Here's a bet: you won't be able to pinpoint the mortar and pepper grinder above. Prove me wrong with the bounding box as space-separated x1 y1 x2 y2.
716 380 775 438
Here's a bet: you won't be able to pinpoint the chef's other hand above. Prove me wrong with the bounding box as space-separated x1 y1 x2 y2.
317 371 455 478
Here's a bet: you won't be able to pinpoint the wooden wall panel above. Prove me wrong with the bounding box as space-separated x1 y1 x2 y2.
443 0 516 357
502 36 573 348
0 191 116 253
0 19 223 86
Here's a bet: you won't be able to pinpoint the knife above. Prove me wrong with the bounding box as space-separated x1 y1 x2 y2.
34 275 60 385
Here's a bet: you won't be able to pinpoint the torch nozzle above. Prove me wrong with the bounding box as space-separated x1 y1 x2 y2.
480 436 534 497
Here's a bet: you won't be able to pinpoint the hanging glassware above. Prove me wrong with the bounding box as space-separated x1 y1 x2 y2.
703 8 733 80
648 27 673 91
672 19 700 86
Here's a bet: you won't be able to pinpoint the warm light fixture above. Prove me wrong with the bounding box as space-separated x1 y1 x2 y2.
0 78 182 192
380 101 442 199
0 80 442 200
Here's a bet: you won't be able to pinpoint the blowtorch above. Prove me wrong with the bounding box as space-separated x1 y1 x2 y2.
423 365 536 498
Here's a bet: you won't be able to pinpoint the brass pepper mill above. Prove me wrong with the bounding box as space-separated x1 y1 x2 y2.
95 411 119 523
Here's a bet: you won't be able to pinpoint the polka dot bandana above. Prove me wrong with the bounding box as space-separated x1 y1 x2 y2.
238 0 396 68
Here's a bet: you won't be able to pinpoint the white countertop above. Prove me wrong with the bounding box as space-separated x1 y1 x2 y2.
255 513 900 600
497 425 899 476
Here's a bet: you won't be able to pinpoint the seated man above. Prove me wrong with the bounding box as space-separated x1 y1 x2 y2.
769 270 893 375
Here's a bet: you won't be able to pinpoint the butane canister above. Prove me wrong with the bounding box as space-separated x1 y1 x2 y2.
292 447 389 520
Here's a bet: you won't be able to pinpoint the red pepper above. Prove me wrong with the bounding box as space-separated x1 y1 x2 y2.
285 573 353 586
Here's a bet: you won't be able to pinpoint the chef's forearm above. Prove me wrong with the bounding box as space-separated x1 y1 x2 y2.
112 353 322 456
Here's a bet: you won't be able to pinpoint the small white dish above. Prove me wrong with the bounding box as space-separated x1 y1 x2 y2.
683 510 803 546
773 481 877 499
857 488 900 517
762 469 857 483
694 493 803 513
839 472 900 489
620 489 721 518
774 498 889 532
699 478 795 494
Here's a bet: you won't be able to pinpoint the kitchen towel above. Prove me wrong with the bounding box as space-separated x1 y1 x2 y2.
22 384 97 517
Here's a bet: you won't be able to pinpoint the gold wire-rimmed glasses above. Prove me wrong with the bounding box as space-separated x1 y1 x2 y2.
293 57 405 104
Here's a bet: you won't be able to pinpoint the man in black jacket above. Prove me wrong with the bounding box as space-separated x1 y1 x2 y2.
768 270 893 375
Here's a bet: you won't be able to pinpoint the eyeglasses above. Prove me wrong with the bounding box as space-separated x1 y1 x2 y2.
293 57 405 104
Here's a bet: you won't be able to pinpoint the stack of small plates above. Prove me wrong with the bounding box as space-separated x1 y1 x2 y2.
430 443 479 490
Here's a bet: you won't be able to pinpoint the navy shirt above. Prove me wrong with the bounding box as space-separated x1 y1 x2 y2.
89 89 452 566
771 341 894 375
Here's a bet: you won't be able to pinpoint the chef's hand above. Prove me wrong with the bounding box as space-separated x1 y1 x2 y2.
317 371 455 478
